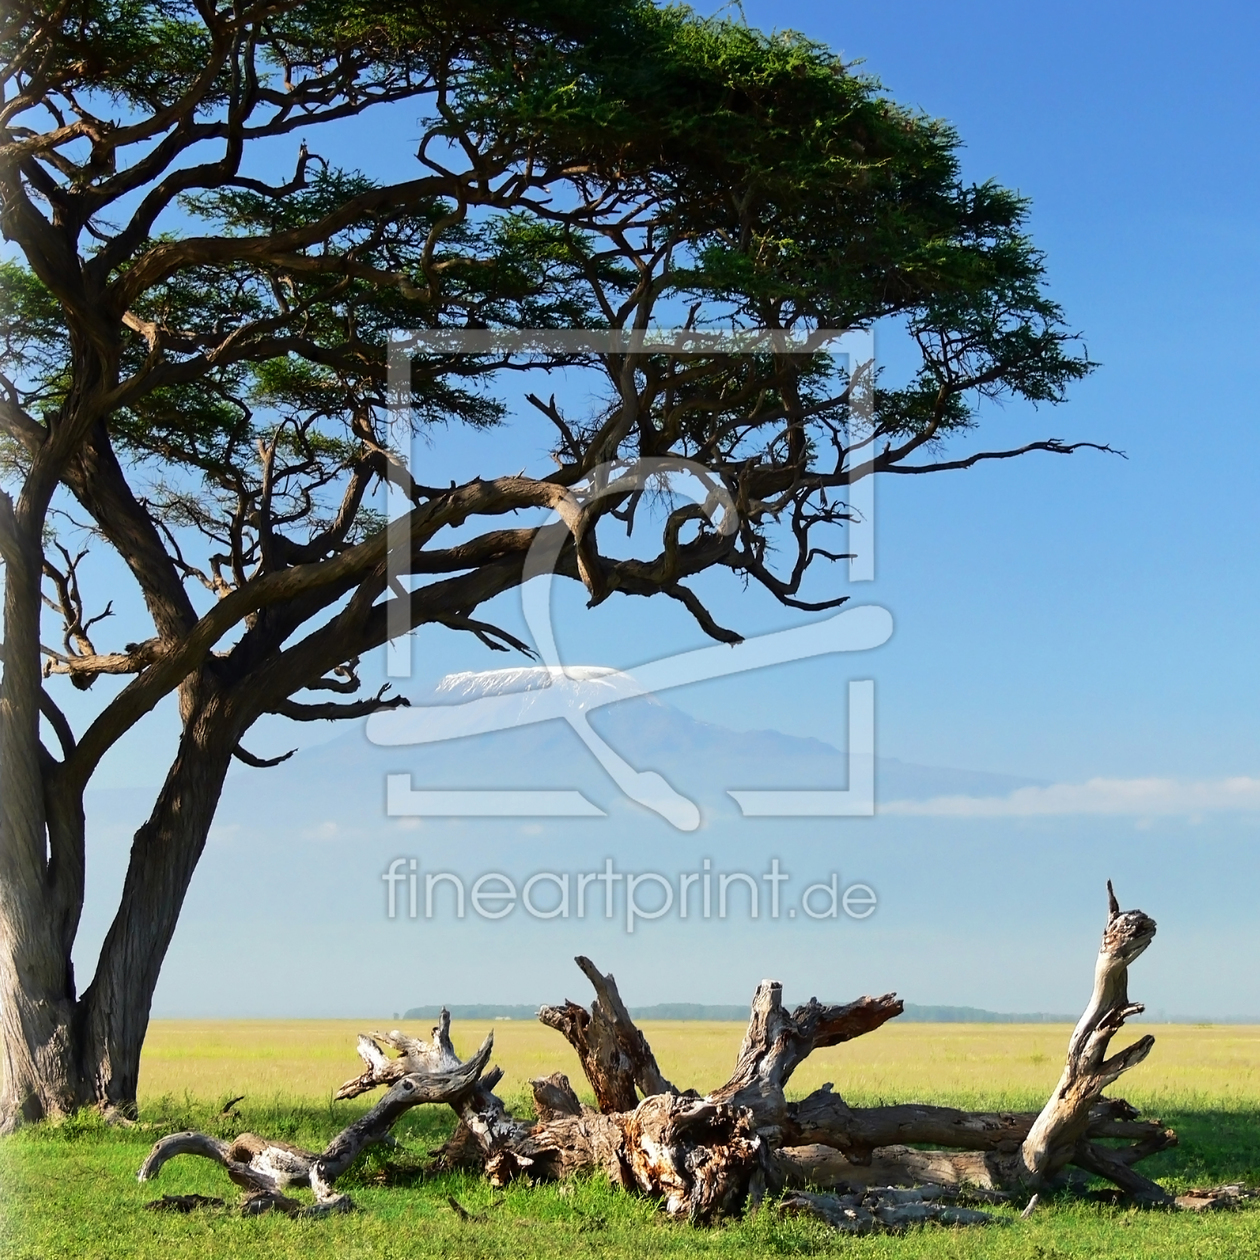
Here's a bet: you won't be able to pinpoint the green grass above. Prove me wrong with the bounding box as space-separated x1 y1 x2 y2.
3 1096 1258 1259
3 1023 1260 1258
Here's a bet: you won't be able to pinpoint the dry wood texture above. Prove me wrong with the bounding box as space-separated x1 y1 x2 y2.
780 1186 997 1234
538 956 677 1112
141 886 1185 1230
1015 881 1161 1191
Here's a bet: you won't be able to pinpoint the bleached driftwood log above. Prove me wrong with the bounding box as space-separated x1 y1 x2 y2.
443 971 904 1219
779 1185 997 1234
139 1033 492 1213
439 884 1174 1215
776 1095 1175 1195
139 883 1182 1228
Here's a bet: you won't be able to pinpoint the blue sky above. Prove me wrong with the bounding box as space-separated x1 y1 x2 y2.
48 2 1260 1017
722 0 1260 782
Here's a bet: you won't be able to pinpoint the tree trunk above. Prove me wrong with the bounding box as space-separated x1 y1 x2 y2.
0 891 79 1130
0 479 81 1129
73 710 238 1112
0 679 240 1126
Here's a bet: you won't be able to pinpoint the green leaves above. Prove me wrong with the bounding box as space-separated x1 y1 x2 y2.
3 0 1093 584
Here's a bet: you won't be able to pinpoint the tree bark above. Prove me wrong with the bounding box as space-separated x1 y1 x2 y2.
1014 881 1159 1188
0 483 80 1128
74 706 239 1112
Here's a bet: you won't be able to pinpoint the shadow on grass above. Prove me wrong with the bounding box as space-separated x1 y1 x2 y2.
1135 1106 1260 1188
12 1098 1260 1184
10 1097 1258 1196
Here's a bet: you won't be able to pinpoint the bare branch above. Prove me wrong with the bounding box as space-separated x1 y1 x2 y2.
879 440 1124 476
664 583 742 645
232 744 296 769
41 544 110 661
270 686 409 722
38 686 76 757
439 615 538 658
41 637 162 683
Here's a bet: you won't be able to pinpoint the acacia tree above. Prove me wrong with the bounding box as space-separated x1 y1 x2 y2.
0 0 1098 1129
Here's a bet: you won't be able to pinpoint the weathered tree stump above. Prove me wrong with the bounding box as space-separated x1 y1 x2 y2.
140 884 1190 1230
1013 881 1165 1197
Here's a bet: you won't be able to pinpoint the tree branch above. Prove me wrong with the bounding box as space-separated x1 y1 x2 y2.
664 583 743 645
232 744 296 769
270 686 409 722
41 638 161 683
880 440 1124 475
39 687 76 758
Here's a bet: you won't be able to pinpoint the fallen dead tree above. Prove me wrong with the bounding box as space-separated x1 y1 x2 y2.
139 884 1194 1229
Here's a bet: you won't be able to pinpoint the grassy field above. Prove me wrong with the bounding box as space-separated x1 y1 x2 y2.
2 1019 1259 1259
136 1017 1260 1111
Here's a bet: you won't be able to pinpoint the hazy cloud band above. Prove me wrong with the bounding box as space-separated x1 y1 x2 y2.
881 776 1260 817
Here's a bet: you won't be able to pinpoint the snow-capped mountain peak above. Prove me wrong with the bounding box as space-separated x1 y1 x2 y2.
436 664 625 699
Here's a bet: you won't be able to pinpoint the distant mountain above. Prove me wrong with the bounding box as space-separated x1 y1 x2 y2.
76 665 1078 1021
352 664 1047 809
84 669 1047 853
899 1004 1075 1023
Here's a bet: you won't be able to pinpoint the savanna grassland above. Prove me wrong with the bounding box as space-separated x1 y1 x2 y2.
2 1020 1259 1259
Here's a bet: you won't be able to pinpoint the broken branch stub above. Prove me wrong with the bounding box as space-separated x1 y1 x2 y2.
709 983 903 1131
538 956 676 1113
530 1072 584 1121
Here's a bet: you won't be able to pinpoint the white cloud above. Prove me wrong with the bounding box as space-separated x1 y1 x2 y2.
881 776 1260 818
